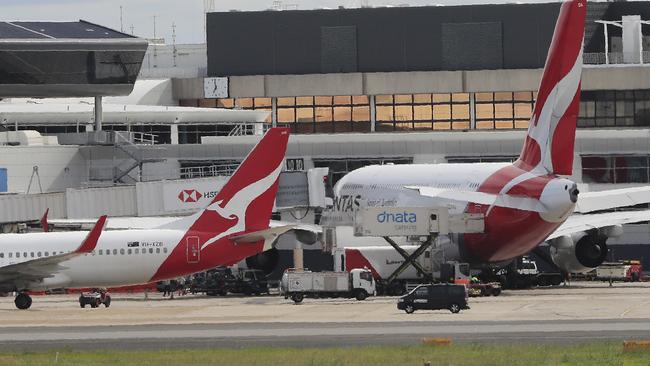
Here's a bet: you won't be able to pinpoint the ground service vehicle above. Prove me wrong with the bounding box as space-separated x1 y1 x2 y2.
397 283 469 314
281 268 375 303
596 261 643 283
79 289 111 308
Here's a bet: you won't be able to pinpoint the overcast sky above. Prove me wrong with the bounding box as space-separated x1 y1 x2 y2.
0 0 565 44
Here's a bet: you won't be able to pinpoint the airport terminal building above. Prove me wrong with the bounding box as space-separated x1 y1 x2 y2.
0 1 650 268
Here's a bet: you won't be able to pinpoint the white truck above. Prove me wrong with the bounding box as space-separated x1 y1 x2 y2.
281 268 376 304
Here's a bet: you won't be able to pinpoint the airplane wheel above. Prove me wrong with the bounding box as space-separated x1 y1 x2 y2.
15 293 32 310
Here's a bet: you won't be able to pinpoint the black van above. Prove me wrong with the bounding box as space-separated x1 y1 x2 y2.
397 283 469 314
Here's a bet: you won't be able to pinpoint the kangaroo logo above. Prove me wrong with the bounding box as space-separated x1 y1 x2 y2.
200 162 284 249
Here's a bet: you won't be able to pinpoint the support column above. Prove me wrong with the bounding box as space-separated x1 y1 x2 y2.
271 97 278 127
94 96 103 132
469 93 476 130
170 123 179 145
369 95 376 132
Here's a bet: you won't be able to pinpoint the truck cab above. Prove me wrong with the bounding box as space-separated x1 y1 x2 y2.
350 268 376 299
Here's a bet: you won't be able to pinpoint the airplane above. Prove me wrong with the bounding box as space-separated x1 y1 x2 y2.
0 127 291 309
329 0 650 275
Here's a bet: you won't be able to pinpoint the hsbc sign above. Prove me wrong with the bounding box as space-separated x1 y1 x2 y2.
162 178 227 213
178 189 203 203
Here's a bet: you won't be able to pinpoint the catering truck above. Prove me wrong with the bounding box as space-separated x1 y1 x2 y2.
336 246 470 295
280 268 375 304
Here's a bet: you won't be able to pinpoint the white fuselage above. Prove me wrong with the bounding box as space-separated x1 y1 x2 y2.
0 229 185 291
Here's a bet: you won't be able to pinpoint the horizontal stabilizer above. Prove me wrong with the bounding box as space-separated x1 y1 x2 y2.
230 225 297 243
575 186 650 213
405 186 548 213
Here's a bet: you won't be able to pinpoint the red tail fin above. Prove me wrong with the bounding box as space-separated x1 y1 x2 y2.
516 0 586 175
165 127 290 238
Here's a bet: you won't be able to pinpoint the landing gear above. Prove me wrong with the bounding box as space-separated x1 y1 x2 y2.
15 293 32 310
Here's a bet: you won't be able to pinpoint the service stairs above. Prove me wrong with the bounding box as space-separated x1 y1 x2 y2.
112 132 166 184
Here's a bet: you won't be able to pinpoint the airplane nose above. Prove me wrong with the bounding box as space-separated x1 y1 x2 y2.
569 184 579 203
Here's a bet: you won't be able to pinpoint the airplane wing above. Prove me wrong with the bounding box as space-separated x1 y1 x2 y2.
404 186 548 213
547 209 650 240
574 186 650 213
0 216 106 285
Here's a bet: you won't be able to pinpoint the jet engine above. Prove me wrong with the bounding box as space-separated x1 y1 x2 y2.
549 225 622 273
244 248 280 276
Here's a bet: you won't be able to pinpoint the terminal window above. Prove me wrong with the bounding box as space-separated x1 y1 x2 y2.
375 93 470 132
579 90 650 128
582 155 650 184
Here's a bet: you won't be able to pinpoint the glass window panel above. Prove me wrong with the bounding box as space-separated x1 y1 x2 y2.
375 95 394 105
616 168 648 183
495 92 513 101
198 99 217 108
277 97 295 106
295 122 315 134
375 122 394 132
452 121 470 130
315 122 334 133
352 121 371 132
352 106 370 121
315 96 333 106
376 106 394 121
334 96 352 105
296 96 314 106
495 103 514 119
495 120 514 129
476 121 495 129
433 105 451 121
315 107 333 122
413 94 432 104
236 98 254 108
433 122 452 130
277 108 295 123
352 95 369 105
596 118 615 127
514 120 529 129
433 94 451 103
414 105 432 121
475 104 494 120
395 122 414 130
333 121 352 132
296 108 314 122
514 92 533 102
254 98 272 107
334 107 352 121
395 105 413 121
583 168 614 183
596 101 615 117
616 156 647 168
452 93 469 102
413 122 433 131
514 103 533 119
475 93 494 102
452 104 470 120
394 95 413 104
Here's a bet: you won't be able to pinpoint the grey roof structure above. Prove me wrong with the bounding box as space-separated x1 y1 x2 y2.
0 20 135 40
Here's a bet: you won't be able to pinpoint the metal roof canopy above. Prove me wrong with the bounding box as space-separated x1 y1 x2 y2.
0 20 148 98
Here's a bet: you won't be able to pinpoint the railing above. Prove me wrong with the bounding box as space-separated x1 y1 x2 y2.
114 131 157 146
179 163 241 179
584 52 650 65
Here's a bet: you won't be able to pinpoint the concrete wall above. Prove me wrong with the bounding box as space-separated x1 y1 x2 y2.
174 66 650 100
0 146 87 193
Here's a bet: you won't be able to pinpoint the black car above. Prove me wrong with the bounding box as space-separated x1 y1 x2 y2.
397 283 469 314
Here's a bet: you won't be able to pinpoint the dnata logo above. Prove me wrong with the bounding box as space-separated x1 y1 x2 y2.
178 189 203 203
377 211 417 223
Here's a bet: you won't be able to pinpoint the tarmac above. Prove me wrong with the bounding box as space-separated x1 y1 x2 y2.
1 281 649 350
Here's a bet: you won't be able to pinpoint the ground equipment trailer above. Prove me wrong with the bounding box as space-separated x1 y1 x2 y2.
281 268 375 303
596 261 643 283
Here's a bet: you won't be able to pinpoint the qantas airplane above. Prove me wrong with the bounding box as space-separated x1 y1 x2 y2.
0 127 292 309
331 0 650 275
